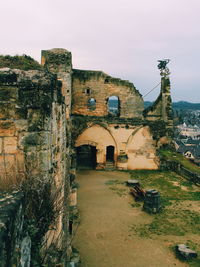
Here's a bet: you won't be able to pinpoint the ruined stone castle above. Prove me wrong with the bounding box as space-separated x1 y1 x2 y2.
0 48 173 265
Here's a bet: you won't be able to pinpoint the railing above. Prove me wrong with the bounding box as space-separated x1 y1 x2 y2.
160 160 200 185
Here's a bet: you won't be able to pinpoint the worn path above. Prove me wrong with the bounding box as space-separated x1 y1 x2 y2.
73 170 187 267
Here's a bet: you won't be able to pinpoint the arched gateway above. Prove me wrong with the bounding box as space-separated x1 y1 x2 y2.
75 125 117 169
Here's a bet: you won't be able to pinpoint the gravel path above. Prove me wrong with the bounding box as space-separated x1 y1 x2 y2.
73 170 188 267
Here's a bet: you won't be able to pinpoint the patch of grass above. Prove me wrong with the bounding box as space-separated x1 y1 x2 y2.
130 205 200 238
128 170 200 241
129 170 198 202
188 259 200 267
189 192 200 201
130 202 142 208
161 197 173 207
180 180 194 189
130 211 185 238
105 179 124 185
108 186 127 197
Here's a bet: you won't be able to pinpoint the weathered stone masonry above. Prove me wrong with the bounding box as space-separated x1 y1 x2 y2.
0 192 29 267
72 65 172 170
0 48 173 265
0 67 71 265
72 69 143 118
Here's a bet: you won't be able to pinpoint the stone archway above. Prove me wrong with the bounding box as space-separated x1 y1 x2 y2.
75 125 117 169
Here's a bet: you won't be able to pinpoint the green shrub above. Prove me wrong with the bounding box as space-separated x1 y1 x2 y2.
0 54 42 70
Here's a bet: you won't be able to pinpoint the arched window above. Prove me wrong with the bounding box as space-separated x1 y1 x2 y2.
107 96 120 116
88 98 96 110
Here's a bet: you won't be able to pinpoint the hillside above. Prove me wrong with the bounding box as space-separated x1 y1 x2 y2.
144 101 200 110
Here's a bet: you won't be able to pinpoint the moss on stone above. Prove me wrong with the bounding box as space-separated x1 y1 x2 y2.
117 154 128 162
23 133 39 146
143 93 162 117
73 69 105 82
0 121 13 129
145 120 167 139
0 72 17 85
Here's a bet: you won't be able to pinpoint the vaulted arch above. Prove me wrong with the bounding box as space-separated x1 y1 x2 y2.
125 126 158 170
75 124 118 169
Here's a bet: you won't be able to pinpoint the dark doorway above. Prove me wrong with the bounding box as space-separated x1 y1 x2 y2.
76 145 97 169
106 146 115 162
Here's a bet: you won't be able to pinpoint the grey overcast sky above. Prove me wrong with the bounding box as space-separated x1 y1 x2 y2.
1 0 200 102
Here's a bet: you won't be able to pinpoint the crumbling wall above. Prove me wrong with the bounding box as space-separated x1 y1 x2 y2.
41 48 72 119
0 192 31 267
41 49 75 260
72 69 144 118
144 77 173 123
0 68 71 264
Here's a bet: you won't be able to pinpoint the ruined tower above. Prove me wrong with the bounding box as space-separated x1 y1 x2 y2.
41 48 72 118
143 59 173 129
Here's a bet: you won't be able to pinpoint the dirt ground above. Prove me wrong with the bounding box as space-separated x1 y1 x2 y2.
73 170 188 267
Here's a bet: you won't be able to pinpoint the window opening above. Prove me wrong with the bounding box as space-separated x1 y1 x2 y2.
107 96 120 116
88 98 96 110
86 88 91 95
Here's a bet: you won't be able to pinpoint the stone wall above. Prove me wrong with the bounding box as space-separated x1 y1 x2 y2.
0 192 31 267
144 77 173 125
0 47 174 264
0 67 71 264
41 48 72 119
72 69 144 118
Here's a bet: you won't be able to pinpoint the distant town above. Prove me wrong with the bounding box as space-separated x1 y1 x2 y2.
145 101 200 166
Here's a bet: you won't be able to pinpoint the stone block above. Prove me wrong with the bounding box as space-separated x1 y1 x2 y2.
0 154 15 171
14 120 28 132
4 137 18 153
0 120 15 136
16 152 25 173
0 103 16 119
